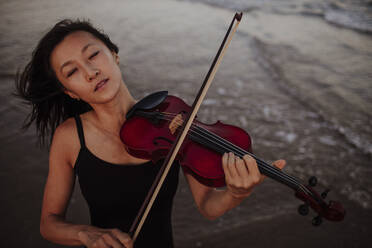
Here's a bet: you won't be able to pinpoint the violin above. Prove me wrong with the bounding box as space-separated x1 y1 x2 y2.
120 91 345 225
119 12 345 242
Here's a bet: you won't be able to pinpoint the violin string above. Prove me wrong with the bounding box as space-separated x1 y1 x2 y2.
160 111 301 183
159 111 309 191
193 124 309 194
191 124 304 189
166 116 310 196
198 125 311 196
160 111 303 187
158 112 310 195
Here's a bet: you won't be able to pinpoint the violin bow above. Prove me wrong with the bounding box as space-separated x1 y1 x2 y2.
128 12 243 242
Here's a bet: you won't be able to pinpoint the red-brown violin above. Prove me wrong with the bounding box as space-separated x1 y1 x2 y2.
120 91 346 225
119 12 345 243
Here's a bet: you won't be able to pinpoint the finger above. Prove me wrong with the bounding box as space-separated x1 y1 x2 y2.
272 159 286 170
227 152 239 179
257 160 285 183
222 153 232 181
77 231 93 247
235 157 249 180
96 238 111 248
102 233 124 248
243 155 261 184
111 229 133 248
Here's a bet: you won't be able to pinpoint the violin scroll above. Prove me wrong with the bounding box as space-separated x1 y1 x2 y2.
295 176 345 225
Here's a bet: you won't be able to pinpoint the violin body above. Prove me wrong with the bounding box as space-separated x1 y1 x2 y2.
120 94 252 187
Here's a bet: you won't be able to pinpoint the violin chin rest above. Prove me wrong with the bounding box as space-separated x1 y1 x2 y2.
126 91 168 119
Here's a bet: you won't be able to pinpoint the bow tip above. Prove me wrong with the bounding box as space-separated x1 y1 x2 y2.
235 12 243 21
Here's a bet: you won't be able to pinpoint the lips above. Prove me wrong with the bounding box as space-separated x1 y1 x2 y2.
94 78 109 92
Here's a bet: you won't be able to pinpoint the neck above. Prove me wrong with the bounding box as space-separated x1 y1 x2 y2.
89 82 136 135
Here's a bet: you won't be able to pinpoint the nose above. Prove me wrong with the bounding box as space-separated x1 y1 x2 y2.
86 66 100 82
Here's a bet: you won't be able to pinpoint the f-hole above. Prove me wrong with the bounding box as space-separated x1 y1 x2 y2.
153 137 173 146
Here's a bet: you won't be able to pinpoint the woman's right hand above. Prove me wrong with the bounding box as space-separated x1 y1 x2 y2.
78 227 133 248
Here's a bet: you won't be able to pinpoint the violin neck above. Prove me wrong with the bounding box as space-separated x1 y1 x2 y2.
188 126 302 191
246 155 300 191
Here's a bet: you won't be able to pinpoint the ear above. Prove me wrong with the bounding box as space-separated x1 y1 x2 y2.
112 51 119 65
64 88 80 100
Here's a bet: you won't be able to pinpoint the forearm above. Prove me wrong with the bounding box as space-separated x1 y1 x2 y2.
199 188 249 220
40 214 90 246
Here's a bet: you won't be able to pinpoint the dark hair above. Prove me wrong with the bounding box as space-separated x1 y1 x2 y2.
15 19 119 146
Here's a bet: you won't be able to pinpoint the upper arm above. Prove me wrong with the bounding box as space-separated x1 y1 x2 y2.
41 119 78 221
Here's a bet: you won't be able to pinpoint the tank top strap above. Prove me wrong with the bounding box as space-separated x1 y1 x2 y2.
74 115 86 148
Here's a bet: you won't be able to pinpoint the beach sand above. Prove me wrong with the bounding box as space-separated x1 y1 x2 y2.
1 0 371 247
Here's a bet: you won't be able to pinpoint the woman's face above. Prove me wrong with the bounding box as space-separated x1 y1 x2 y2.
50 31 122 104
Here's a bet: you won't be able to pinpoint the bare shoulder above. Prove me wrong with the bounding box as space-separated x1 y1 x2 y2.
50 117 80 168
52 117 78 144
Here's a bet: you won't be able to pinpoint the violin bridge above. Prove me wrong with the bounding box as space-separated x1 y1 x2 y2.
169 114 184 135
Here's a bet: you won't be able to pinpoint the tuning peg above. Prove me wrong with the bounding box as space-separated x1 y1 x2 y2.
312 215 322 226
308 176 318 187
321 189 330 199
298 204 309 216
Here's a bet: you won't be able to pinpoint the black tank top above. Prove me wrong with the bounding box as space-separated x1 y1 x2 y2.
73 116 180 247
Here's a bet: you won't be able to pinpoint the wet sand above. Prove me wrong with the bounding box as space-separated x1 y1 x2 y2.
1 0 371 247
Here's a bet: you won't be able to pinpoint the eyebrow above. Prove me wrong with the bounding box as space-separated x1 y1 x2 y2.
59 43 94 73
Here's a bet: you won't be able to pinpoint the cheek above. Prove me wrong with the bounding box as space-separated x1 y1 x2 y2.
100 50 118 68
61 76 87 94
103 57 121 78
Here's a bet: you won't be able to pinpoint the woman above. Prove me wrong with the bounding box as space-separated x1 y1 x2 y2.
16 19 286 248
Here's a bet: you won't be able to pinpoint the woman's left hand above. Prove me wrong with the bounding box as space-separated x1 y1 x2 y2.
222 152 286 199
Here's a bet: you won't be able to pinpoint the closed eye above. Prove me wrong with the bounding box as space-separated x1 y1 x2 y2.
67 68 77 77
89 51 100 59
